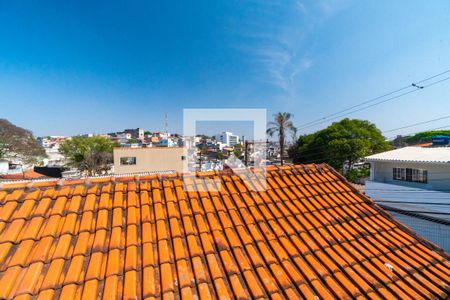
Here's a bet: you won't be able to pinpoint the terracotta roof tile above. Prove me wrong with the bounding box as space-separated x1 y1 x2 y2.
0 164 448 299
0 170 47 181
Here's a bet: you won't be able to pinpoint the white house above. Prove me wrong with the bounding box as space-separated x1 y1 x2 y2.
365 146 450 252
0 160 9 174
365 146 450 191
215 131 240 147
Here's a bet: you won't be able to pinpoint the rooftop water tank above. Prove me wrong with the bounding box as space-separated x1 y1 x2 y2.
432 135 450 146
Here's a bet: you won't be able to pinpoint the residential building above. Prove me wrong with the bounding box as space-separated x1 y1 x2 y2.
151 131 169 140
43 147 66 167
215 131 240 147
124 128 145 140
37 136 68 150
115 132 132 141
158 138 177 147
108 128 145 145
0 159 8 174
113 147 186 174
366 146 450 190
150 136 160 144
193 136 202 144
365 145 450 251
0 159 26 177
37 136 69 167
144 132 179 147
0 165 448 298
116 132 132 139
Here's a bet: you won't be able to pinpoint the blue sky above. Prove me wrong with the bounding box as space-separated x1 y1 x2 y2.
1 0 449 138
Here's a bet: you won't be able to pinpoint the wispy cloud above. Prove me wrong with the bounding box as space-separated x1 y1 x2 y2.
318 0 350 16
255 45 313 95
231 0 348 96
294 0 308 14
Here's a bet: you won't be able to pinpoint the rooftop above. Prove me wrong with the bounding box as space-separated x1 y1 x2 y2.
0 165 448 299
0 170 47 181
365 146 450 164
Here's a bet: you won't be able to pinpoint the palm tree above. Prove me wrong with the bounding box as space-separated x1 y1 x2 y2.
267 112 297 166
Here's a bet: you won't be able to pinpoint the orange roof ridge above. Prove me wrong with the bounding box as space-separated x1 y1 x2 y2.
0 164 448 299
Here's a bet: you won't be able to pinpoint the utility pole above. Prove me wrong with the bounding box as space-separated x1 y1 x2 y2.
197 138 205 171
198 150 202 171
244 141 249 166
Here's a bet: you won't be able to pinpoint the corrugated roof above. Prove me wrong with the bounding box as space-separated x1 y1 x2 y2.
0 164 448 299
365 146 450 164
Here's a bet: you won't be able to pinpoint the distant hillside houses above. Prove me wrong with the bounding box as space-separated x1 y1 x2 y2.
0 119 46 174
107 128 180 147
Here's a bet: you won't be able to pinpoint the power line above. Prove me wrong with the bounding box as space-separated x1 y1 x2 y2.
297 70 450 131
386 124 450 140
298 69 450 129
298 89 417 130
298 86 411 128
382 116 450 133
414 69 450 84
300 77 450 131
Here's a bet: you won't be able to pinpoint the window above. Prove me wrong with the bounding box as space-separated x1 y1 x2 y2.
120 157 136 165
393 167 398 180
393 167 427 183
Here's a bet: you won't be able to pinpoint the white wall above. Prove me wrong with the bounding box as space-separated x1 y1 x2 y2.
214 132 240 147
370 161 450 191
0 161 8 174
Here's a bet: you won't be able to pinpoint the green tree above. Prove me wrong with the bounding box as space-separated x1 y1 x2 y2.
196 139 208 171
215 151 225 160
0 139 7 159
60 136 119 176
233 144 243 158
344 168 370 182
404 130 450 145
290 118 390 172
267 112 297 166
